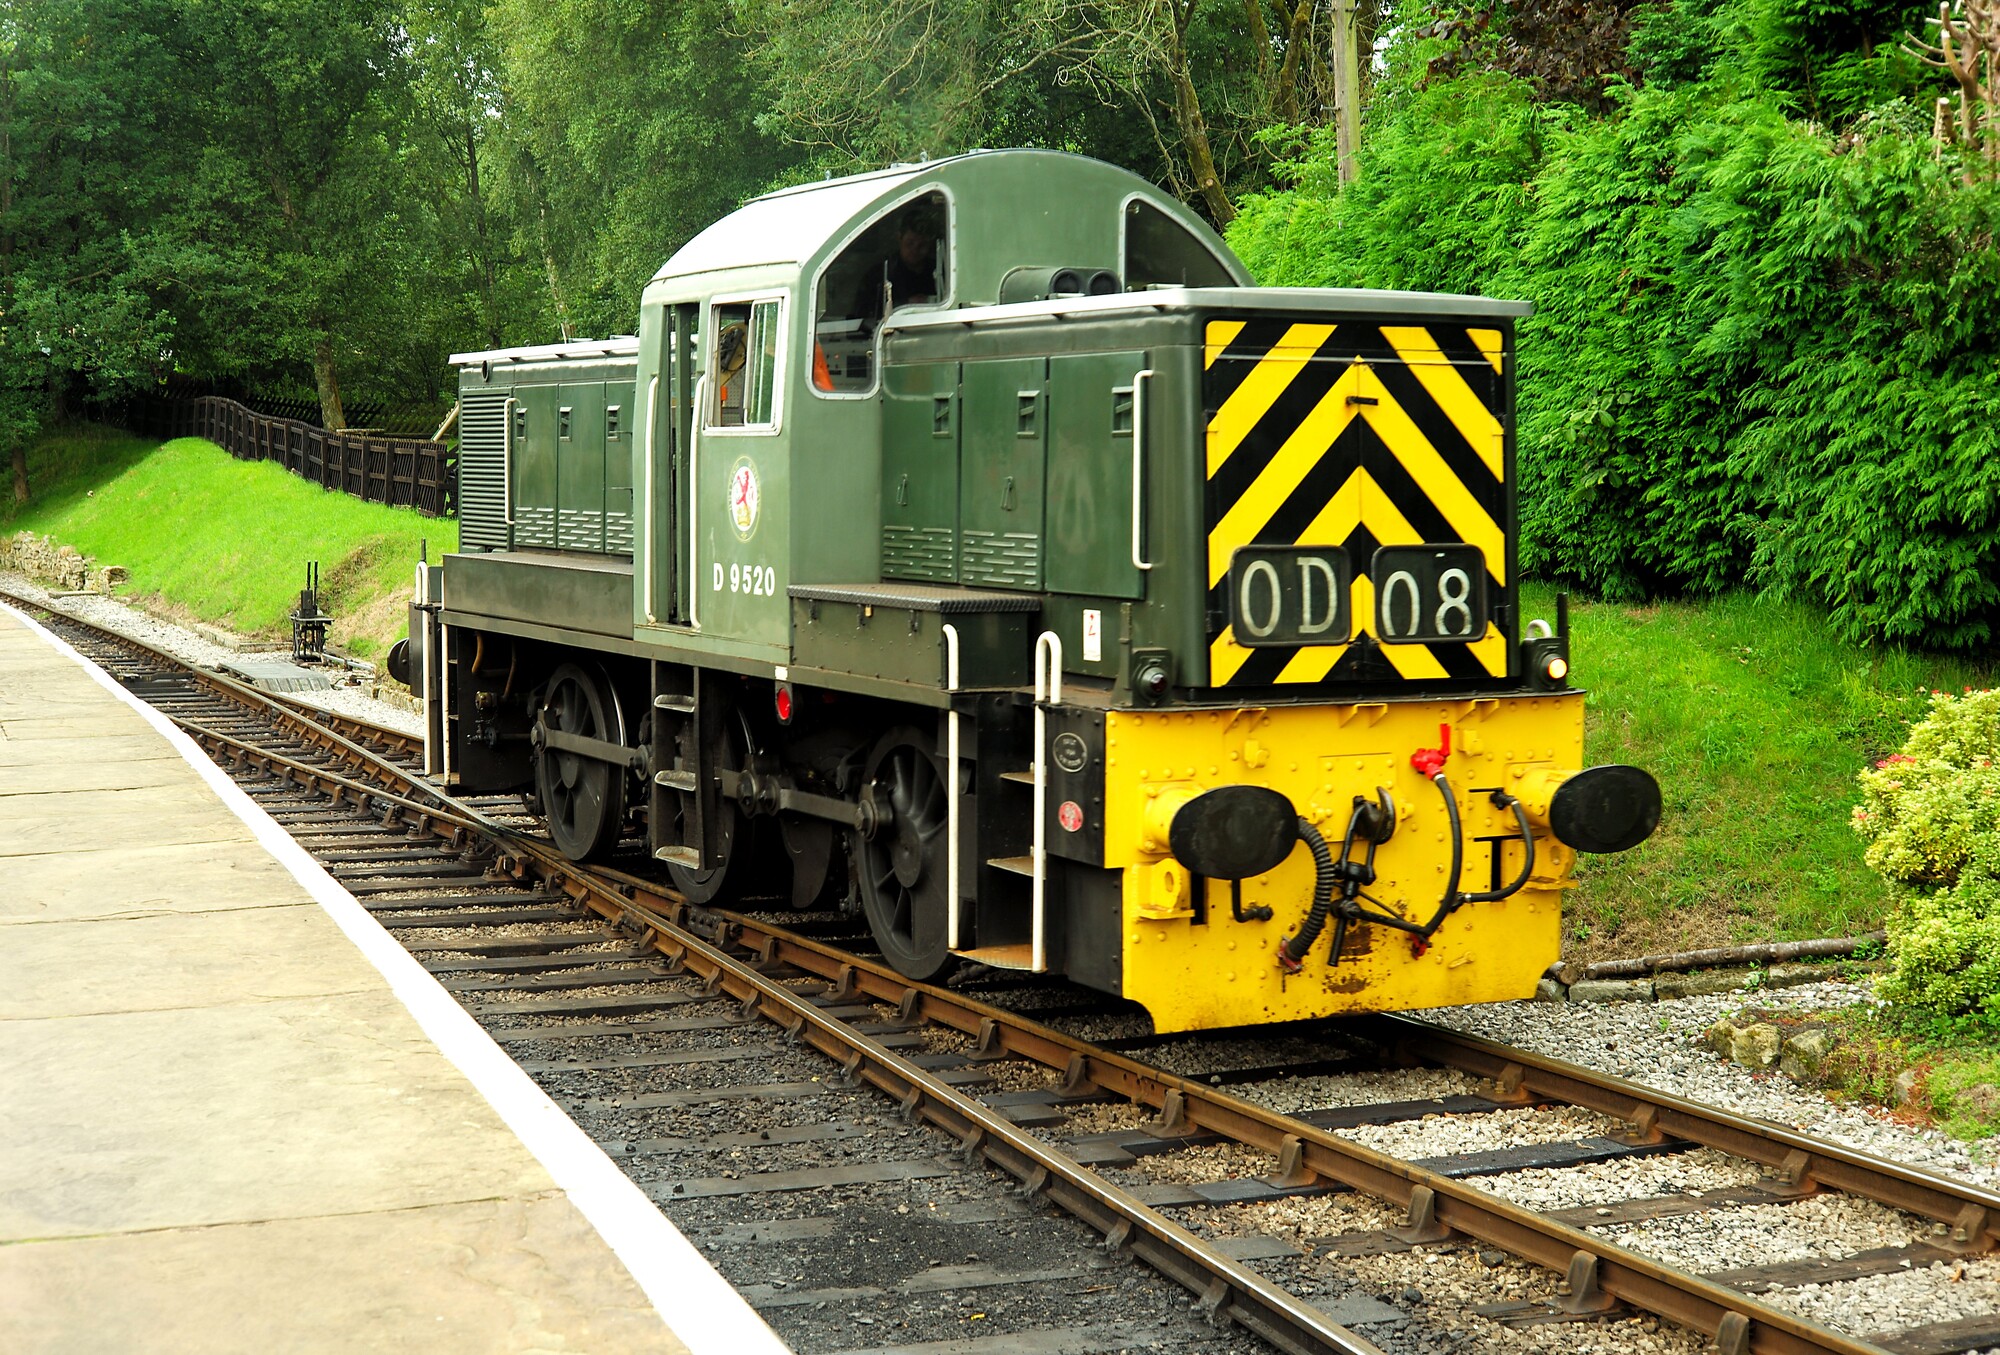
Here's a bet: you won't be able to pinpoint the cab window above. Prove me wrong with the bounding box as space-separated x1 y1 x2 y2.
813 190 950 394
1123 199 1236 289
710 298 782 428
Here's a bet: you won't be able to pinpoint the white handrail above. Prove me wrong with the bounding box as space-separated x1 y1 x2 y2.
414 561 439 777
1130 368 1154 571
501 396 518 528
641 374 660 623
943 623 962 950
688 374 707 631
439 621 453 786
1032 630 1063 973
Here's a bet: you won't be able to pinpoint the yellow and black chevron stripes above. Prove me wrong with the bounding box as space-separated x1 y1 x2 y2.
1203 317 1513 688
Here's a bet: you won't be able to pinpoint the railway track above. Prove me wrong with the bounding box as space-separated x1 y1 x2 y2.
12 586 2000 1355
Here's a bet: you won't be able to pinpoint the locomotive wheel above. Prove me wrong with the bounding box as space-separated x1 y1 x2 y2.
534 662 627 861
857 726 954 982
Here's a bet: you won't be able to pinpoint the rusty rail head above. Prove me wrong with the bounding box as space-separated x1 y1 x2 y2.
575 891 1905 1355
36 590 1961 1355
1369 1015 2000 1256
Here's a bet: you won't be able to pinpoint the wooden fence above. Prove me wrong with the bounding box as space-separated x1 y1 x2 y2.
130 396 456 518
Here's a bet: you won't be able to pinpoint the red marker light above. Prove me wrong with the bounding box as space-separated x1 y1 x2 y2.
774 683 794 724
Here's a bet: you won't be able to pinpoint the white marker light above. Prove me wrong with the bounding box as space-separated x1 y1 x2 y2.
1546 656 1570 682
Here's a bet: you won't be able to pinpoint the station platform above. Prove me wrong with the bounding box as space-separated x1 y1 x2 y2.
0 603 789 1355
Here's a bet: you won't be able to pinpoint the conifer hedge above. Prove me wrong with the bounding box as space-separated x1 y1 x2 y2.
1228 3 2000 651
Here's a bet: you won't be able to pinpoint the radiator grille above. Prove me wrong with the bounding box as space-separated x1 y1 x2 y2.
459 390 511 550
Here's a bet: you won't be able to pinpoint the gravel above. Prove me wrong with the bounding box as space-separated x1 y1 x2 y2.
1333 1102 1623 1159
2 570 423 735
1761 1254 2000 1338
1232 1066 1482 1115
1600 1191 1923 1271
1424 981 2000 1186
1478 1147 1766 1212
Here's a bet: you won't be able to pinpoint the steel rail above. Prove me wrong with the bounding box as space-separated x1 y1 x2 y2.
174 719 487 845
2 587 424 762
588 903 1893 1355
593 889 1390 1355
26 592 1983 1354
161 716 1395 1353
1370 1016 2000 1253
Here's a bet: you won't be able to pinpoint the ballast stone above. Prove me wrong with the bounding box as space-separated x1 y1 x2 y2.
1566 977 1655 1004
1779 1028 1833 1079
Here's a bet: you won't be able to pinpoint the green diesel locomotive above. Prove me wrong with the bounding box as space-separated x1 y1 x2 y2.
410 149 1658 1032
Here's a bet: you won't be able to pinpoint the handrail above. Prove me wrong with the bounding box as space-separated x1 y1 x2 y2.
1130 368 1155 572
687 375 707 631
641 375 661 623
1031 630 1063 973
943 623 962 950
501 396 518 527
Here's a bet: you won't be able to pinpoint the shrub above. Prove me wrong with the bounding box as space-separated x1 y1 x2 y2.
1226 1 2000 650
1852 689 2000 1024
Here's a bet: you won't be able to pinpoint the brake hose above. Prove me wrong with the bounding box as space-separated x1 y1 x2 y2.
1276 817 1342 971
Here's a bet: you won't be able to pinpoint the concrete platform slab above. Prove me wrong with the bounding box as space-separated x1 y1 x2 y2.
0 728 172 767
0 713 161 745
0 749 189 796
0 903 382 1019
0 837 304 923
0 1191 684 1355
0 782 260 856
0 600 785 1354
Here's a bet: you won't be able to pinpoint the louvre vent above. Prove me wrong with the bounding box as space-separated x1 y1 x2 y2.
882 526 955 581
558 508 605 552
459 389 511 550
960 530 1039 589
514 504 556 548
605 510 635 556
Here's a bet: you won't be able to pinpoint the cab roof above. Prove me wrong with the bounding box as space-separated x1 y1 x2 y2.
648 149 1251 296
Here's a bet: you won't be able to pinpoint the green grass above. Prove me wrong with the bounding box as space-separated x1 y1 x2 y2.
1803 1007 2000 1142
7 426 1985 957
1538 583 1997 962
3 424 454 658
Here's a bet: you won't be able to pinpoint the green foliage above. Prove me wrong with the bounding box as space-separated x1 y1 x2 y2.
3 427 454 655
1850 689 2000 1026
1536 583 1991 959
1853 689 2000 885
489 0 799 339
1228 1 2000 651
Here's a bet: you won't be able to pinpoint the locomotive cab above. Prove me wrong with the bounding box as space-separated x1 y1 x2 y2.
421 150 1658 1033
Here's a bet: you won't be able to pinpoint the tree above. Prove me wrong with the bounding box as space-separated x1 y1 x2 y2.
1909 0 2000 177
747 0 1370 225
487 0 802 339
183 0 415 427
1 0 206 499
1419 0 1656 112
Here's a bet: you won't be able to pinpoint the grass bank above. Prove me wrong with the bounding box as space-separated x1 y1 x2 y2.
6 428 1978 960
1543 584 1995 963
2 424 453 658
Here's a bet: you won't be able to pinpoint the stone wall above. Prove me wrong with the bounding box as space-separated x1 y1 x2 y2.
1 532 129 593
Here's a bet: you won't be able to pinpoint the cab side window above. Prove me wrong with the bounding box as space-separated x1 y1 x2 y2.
710 298 782 429
1124 199 1237 289
813 190 950 395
